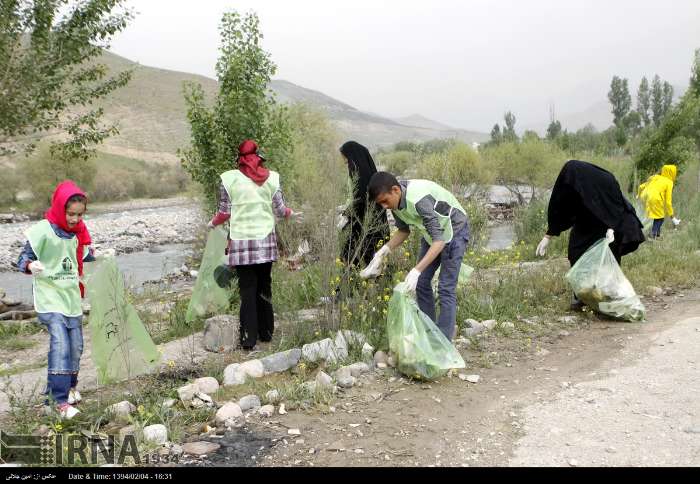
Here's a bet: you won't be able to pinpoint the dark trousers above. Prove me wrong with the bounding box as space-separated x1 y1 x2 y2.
651 218 664 238
235 262 274 348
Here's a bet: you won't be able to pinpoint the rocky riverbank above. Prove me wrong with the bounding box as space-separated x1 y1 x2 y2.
0 199 203 272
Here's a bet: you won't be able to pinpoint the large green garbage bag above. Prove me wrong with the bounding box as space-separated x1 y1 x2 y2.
387 282 466 380
565 238 646 322
87 257 161 384
186 227 231 322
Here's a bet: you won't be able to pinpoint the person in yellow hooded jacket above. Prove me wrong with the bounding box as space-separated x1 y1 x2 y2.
638 164 680 238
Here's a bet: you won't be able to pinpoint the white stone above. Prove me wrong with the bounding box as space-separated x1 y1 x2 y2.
265 389 280 404
373 351 389 365
107 401 136 421
238 395 261 411
361 343 375 360
315 371 334 390
194 377 220 395
183 442 220 456
203 315 240 353
223 359 264 386
162 399 177 409
302 338 346 364
143 424 168 445
481 320 497 330
258 405 275 418
278 404 287 415
215 402 242 424
288 429 301 436
465 374 480 384
177 384 198 403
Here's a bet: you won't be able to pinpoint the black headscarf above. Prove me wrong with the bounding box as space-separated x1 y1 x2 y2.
340 141 378 216
338 141 389 266
547 160 645 264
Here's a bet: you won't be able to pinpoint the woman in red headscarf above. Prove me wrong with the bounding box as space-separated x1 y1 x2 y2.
17 180 94 419
208 140 300 350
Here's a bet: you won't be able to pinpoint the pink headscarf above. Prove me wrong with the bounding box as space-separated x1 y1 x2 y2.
45 181 91 282
237 140 269 186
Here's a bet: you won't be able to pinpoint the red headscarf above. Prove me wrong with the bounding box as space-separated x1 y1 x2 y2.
237 140 269 186
45 180 92 283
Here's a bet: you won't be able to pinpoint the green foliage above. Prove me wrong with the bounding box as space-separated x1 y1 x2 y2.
608 76 632 127
490 123 502 145
180 10 292 212
0 0 133 159
555 124 620 157
376 150 417 176
418 142 494 195
690 48 700 98
0 165 21 205
637 76 652 127
635 92 700 177
482 139 565 203
546 119 562 141
502 111 518 142
19 144 97 208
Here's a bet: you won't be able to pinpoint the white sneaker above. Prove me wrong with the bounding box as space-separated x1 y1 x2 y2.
58 404 80 419
68 389 82 405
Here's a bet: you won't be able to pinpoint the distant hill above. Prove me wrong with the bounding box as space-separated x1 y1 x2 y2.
95 51 488 163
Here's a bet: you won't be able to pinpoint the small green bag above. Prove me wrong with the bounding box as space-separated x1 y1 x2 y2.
186 227 232 322
387 283 466 380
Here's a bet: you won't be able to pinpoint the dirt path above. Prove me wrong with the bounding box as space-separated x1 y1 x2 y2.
256 290 700 467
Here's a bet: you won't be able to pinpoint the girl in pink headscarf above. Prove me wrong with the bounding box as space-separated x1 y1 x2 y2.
17 180 94 419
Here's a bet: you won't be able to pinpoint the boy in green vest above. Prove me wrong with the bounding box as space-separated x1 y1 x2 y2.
363 172 470 341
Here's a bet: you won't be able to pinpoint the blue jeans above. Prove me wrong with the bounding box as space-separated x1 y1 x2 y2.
651 218 664 238
38 312 83 405
415 226 469 341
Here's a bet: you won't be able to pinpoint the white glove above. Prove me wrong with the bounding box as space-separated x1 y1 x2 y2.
672 217 681 226
360 245 391 279
403 268 421 292
535 236 550 257
290 211 304 224
207 220 215 229
336 214 349 230
606 228 615 243
28 261 45 275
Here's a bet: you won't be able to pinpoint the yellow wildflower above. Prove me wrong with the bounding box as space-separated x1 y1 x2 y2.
383 295 390 302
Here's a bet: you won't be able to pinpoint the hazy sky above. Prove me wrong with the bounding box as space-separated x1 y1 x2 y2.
110 0 700 131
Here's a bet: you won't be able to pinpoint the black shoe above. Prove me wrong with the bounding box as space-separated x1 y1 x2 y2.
569 301 585 312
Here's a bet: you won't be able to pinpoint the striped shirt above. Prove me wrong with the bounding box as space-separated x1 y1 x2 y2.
212 182 291 266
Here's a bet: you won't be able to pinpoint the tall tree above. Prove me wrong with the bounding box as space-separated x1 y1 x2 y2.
637 76 651 127
502 111 518 142
608 76 632 127
546 104 562 140
651 75 665 126
690 48 700 97
181 10 292 210
662 81 674 115
0 0 133 159
490 123 502 145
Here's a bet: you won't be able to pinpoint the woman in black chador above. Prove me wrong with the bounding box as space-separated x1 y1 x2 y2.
536 160 645 309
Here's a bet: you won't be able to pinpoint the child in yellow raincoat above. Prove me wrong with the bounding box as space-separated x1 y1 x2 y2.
638 164 680 238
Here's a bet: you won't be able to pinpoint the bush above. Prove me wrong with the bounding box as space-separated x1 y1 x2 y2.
0 166 20 206
418 142 494 196
376 150 417 176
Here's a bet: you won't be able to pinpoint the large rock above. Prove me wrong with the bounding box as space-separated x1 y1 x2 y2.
302 338 346 364
260 349 302 374
334 367 356 389
238 395 261 412
223 360 264 386
337 330 367 347
373 351 389 365
177 384 198 404
107 401 136 421
194 377 220 395
315 371 334 390
143 424 168 445
190 392 214 409
203 315 240 353
118 425 142 442
215 402 243 424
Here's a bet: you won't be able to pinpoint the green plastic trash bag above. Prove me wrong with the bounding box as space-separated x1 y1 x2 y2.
88 257 161 384
633 199 653 234
186 226 231 322
433 263 474 292
565 238 646 322
387 282 466 380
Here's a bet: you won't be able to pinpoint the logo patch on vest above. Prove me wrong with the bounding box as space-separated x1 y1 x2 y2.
62 257 74 272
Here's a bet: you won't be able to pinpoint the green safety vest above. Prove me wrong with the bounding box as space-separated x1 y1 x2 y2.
393 180 466 244
221 169 280 241
25 220 82 317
